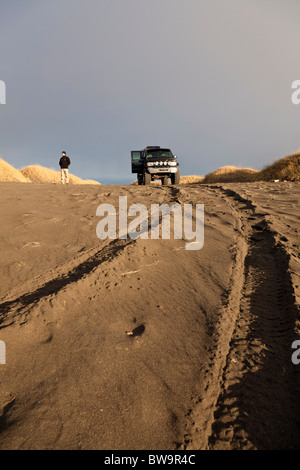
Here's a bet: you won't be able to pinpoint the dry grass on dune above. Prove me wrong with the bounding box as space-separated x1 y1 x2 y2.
0 158 100 185
21 165 61 183
0 158 29 183
20 165 100 185
202 152 300 184
202 166 259 184
258 151 300 181
180 175 204 184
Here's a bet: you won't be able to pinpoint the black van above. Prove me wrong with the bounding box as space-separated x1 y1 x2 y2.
131 146 180 185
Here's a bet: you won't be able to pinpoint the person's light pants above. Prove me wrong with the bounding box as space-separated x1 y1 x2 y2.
61 168 69 184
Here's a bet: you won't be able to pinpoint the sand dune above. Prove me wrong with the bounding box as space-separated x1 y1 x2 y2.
180 175 204 184
0 159 29 183
0 159 100 185
259 151 300 181
21 165 100 185
0 181 299 450
202 166 259 183
190 151 300 184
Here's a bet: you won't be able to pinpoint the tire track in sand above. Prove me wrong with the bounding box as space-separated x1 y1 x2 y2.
0 185 186 330
0 238 135 329
185 185 300 450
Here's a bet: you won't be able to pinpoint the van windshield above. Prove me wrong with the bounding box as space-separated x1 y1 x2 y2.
146 149 173 159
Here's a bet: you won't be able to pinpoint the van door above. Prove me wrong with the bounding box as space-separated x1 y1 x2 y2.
131 150 143 173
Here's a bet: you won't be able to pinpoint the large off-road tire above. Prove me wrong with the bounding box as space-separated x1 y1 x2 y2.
171 169 180 185
137 174 143 185
161 176 168 186
144 172 151 185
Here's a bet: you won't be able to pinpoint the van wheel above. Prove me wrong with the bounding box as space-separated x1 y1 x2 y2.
144 172 151 185
171 169 180 185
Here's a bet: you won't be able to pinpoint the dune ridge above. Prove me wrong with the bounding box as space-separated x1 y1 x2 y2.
0 159 100 185
259 151 300 181
202 166 259 184
21 165 100 185
0 159 29 183
180 175 205 184
184 151 300 184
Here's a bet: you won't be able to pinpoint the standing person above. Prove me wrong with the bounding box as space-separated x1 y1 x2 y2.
59 151 71 184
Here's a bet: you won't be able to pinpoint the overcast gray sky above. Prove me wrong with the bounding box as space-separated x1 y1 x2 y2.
0 0 300 182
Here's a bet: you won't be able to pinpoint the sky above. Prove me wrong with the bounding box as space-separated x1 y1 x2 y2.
0 0 300 183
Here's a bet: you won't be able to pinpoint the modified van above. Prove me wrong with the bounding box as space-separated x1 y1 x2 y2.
131 146 180 185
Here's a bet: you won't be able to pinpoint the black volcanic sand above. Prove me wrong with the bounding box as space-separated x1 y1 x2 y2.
0 181 299 450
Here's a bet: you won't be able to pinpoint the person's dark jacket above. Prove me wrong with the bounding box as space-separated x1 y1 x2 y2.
59 155 71 169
